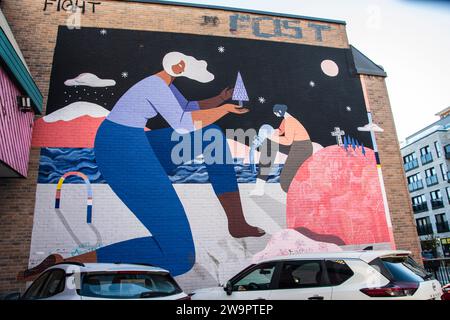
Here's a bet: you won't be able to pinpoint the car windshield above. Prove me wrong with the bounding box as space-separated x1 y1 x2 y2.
79 271 182 299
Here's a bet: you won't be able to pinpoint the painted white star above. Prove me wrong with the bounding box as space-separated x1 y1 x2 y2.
309 81 316 87
258 97 266 104
100 29 107 35
121 72 129 78
346 106 352 112
218 46 225 53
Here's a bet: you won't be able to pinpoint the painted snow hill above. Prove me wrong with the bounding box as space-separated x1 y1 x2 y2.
287 145 391 246
32 102 109 148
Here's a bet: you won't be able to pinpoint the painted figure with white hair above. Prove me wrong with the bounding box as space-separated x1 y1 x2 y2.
19 52 265 281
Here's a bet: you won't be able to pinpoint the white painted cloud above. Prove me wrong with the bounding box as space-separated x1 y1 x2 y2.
43 102 110 123
358 123 384 133
64 73 116 87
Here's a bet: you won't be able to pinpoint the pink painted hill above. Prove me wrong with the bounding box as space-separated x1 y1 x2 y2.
286 145 391 246
32 115 105 148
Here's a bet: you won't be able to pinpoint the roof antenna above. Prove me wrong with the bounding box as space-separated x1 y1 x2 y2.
363 246 374 251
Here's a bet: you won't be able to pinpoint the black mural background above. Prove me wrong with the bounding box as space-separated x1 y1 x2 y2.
47 26 372 148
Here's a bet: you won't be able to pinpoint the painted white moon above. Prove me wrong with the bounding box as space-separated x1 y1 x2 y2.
321 60 339 77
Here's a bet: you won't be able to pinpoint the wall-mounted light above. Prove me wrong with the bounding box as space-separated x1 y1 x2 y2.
17 96 32 113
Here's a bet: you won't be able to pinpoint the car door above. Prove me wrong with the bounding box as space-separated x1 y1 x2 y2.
269 260 332 300
224 262 277 300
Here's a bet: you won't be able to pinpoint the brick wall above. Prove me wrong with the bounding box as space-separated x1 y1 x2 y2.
361 75 422 260
0 0 421 294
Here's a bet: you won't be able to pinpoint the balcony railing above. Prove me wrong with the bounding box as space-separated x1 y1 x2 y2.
426 175 439 187
436 221 450 233
421 153 433 165
404 159 419 172
413 203 429 213
408 180 424 192
431 198 444 210
417 225 434 236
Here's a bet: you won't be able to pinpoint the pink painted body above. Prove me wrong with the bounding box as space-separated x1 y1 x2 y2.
0 65 34 177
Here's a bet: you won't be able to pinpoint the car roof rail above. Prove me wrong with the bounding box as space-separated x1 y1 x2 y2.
113 262 155 267
53 261 85 267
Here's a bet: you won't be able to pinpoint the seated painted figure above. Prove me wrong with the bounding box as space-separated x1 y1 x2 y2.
19 52 265 281
251 104 313 195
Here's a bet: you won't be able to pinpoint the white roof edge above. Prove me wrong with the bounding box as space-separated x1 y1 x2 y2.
402 125 447 148
48 263 170 273
0 8 30 72
257 250 412 264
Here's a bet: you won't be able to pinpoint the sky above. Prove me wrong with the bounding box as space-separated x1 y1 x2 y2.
162 0 450 142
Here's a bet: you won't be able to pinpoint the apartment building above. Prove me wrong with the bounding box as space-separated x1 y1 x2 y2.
401 108 450 258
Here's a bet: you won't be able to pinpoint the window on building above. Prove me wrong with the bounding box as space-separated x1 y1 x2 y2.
407 173 421 184
421 146 431 156
412 195 427 205
430 190 442 200
408 173 424 192
447 187 450 204
425 167 438 186
440 164 448 181
403 152 417 164
435 214 449 233
416 217 433 236
420 146 433 165
425 167 436 178
434 141 442 158
403 152 419 172
445 144 450 156
412 195 428 213
430 190 444 209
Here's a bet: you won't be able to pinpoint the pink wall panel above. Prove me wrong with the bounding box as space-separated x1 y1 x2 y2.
0 65 34 177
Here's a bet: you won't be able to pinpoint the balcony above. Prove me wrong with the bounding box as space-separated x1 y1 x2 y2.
436 221 450 233
408 180 424 192
426 175 439 187
417 225 434 236
403 160 419 172
421 153 433 165
431 198 444 210
413 203 429 214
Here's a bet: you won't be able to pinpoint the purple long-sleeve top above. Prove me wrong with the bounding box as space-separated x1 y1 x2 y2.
107 75 200 132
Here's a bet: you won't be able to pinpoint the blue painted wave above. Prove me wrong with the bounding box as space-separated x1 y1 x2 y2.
38 148 282 184
38 148 106 184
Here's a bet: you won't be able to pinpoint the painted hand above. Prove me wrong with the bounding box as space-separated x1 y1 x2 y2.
222 104 249 114
219 87 234 102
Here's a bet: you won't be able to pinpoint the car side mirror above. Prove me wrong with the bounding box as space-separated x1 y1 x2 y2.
224 281 233 296
3 292 21 300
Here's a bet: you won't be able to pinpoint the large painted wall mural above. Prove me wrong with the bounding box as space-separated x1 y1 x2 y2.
24 26 394 289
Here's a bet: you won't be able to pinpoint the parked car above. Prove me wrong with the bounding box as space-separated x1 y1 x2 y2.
442 284 450 300
191 250 443 300
5 262 189 300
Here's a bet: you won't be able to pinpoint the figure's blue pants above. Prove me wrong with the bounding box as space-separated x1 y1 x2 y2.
94 120 237 276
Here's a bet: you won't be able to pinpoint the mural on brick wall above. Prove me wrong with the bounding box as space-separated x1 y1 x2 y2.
23 27 394 289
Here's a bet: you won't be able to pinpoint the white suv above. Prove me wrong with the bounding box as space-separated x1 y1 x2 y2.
11 263 189 300
191 250 443 300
